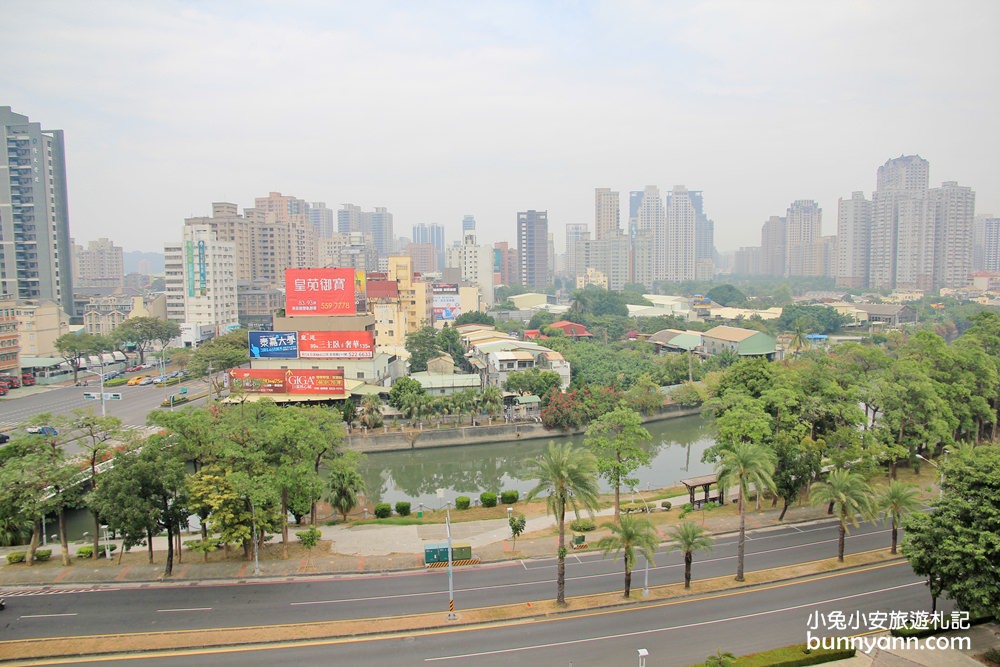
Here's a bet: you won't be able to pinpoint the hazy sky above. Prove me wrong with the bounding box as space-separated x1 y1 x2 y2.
4 0 998 255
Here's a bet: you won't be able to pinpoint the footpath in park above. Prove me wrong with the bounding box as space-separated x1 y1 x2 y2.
1 490 998 667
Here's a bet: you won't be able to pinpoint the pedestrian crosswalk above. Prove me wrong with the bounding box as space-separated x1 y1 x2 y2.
0 587 115 597
0 422 156 434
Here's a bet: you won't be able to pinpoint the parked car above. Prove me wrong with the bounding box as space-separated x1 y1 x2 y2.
126 365 143 373
26 426 58 436
0 433 10 445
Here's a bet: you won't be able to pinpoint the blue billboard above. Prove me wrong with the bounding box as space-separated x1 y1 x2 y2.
249 331 299 359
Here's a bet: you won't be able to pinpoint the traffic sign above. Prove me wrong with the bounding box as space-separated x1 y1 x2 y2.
82 392 100 400
103 393 122 401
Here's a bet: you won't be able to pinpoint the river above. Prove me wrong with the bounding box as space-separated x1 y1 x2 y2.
358 415 716 509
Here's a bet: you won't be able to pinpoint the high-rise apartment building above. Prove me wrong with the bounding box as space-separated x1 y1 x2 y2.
760 216 787 276
785 200 822 277
370 206 394 257
412 223 445 271
870 155 930 290
178 223 239 337
0 107 74 314
930 181 975 289
594 188 620 240
338 203 366 235
665 186 697 282
493 241 518 287
446 231 495 306
980 216 1000 273
634 186 665 288
691 190 715 275
517 210 549 289
73 237 124 290
462 215 476 234
836 192 873 288
309 202 335 238
565 223 589 278
406 242 437 274
575 235 630 291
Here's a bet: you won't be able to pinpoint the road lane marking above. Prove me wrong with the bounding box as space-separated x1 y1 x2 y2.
156 607 212 613
20 613 78 619
424 580 926 661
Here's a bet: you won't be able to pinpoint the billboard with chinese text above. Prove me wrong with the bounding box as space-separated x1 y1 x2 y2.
432 283 461 322
285 268 356 316
228 368 346 396
299 331 375 359
248 331 298 359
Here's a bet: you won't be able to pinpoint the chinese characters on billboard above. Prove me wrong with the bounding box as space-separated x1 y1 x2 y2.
299 331 374 359
248 331 298 359
285 268 356 316
228 369 346 395
432 284 461 322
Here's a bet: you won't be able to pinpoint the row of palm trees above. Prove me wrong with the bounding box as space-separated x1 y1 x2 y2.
526 440 922 605
370 387 506 429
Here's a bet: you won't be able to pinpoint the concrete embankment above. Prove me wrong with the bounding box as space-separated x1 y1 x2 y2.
345 403 702 453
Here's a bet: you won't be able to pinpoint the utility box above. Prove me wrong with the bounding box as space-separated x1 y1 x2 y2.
423 542 472 564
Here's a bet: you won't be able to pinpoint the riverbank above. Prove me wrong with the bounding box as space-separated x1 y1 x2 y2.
345 403 703 452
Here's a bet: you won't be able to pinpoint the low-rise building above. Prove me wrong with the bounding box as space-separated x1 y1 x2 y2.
701 326 777 359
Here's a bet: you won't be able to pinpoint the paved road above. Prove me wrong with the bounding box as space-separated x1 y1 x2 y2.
3 518 903 641
22 561 942 666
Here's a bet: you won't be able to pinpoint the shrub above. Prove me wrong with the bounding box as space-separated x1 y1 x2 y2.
480 492 498 508
76 546 94 559
104 378 128 387
570 518 596 532
500 490 520 505
374 502 392 519
455 496 471 510
395 501 411 517
6 551 25 564
661 500 672 510
34 548 52 561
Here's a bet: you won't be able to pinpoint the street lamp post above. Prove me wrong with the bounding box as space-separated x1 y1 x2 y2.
916 453 946 498
446 500 456 620
633 487 652 596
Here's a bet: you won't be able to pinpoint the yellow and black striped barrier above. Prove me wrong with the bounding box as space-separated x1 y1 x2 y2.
426 558 481 568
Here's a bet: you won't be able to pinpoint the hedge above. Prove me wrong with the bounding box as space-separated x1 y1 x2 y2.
500 490 520 505
7 549 53 563
395 501 411 517
6 551 24 564
480 492 498 508
570 518 596 532
374 503 392 519
455 496 471 510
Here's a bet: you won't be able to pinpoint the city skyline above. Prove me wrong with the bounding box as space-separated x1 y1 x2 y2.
3 1 998 255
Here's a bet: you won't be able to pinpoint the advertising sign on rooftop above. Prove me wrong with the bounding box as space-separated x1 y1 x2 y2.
299 331 374 359
285 268 356 316
248 331 298 359
432 283 461 322
228 369 346 396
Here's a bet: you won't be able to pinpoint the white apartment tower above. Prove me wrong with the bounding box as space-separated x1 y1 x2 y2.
73 237 124 290
870 155 930 290
931 181 975 289
594 188 620 240
665 186 697 282
635 186 665 287
836 192 872 288
445 231 495 306
785 200 822 277
178 223 239 338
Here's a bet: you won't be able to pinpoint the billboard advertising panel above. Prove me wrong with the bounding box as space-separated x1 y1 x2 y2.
354 270 367 314
228 369 345 396
248 331 299 359
285 268 356 316
299 331 374 359
432 283 461 322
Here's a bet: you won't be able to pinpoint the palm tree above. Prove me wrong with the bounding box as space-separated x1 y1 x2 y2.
479 386 504 422
595 515 659 598
525 441 600 606
326 459 366 523
788 317 809 354
704 649 737 667
878 479 921 554
667 521 715 589
809 468 876 561
358 394 383 430
716 441 776 581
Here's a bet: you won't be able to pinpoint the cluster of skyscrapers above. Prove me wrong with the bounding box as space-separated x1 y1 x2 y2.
734 155 985 291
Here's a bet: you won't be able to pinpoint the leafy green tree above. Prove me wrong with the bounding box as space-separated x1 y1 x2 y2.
667 521 714 589
478 386 504 421
525 442 600 606
903 445 1000 615
595 515 659 598
504 368 563 396
186 331 249 396
54 331 105 384
705 284 746 307
454 311 495 326
436 325 465 369
358 394 384 429
509 514 526 551
809 469 876 562
388 376 426 409
405 326 441 372
326 452 367 523
296 526 321 566
91 437 188 576
112 316 181 365
584 406 652 520
878 480 921 555
72 410 126 559
716 441 776 581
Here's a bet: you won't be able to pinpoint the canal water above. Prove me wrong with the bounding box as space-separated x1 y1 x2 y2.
358 415 716 509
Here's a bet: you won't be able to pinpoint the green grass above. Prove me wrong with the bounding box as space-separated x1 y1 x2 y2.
351 517 429 527
686 644 854 666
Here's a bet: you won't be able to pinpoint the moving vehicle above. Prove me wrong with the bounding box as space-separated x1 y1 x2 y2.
26 426 58 436
139 376 155 385
127 375 148 386
0 433 10 445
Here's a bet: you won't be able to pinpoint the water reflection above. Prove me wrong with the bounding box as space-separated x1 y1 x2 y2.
358 415 715 507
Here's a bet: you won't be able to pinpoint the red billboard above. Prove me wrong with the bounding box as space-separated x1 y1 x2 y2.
228 369 346 396
285 268 356 316
299 331 375 359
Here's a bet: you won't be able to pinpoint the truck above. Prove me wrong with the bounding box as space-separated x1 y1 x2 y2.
0 374 21 389
21 373 35 386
